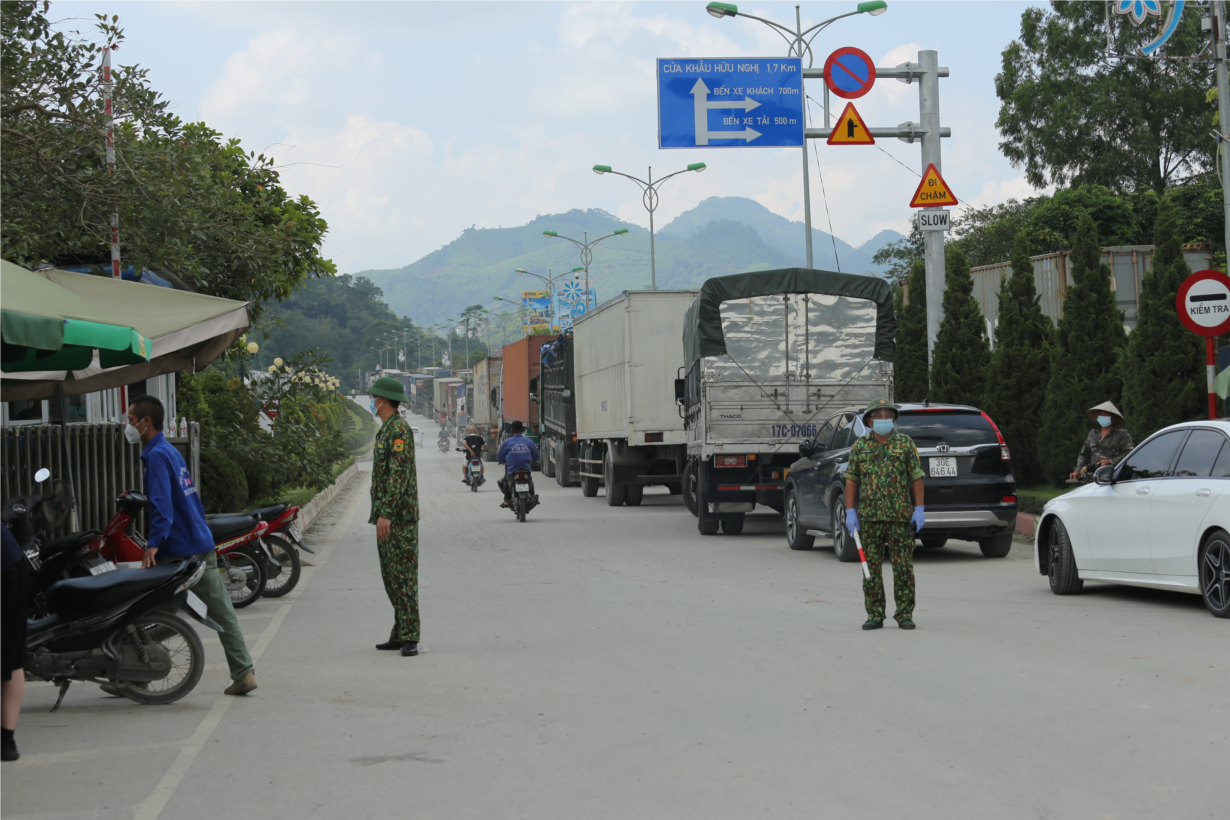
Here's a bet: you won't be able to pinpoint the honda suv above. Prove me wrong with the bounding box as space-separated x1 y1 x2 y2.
783 403 1017 559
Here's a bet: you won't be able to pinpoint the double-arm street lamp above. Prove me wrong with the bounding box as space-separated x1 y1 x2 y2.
592 163 706 291
705 0 887 269
542 228 629 310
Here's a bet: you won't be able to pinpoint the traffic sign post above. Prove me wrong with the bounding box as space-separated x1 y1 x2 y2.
823 47 876 99
908 164 957 208
827 102 874 145
658 58 804 148
1176 269 1230 419
916 209 951 232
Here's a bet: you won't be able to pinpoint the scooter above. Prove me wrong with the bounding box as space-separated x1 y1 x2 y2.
457 448 485 492
26 558 222 710
506 468 538 523
438 437 451 454
209 502 308 598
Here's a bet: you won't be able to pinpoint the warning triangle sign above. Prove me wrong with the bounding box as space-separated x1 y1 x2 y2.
827 102 874 145
909 164 958 208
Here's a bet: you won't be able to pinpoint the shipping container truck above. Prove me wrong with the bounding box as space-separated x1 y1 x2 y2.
680 269 895 535
500 335 552 447
473 356 503 462
573 290 698 506
433 377 464 428
538 333 577 486
408 375 434 418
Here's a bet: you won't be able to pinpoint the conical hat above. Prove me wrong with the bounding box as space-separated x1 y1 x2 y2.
1086 401 1125 425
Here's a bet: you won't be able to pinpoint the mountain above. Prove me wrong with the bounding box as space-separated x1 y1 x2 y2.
356 197 902 323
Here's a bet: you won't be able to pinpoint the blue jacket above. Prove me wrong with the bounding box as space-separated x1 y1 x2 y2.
497 434 539 474
141 433 215 558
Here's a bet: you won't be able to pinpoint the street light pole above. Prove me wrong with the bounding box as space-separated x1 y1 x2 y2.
706 1 888 269
592 163 706 290
543 228 629 310
1215 1 1230 262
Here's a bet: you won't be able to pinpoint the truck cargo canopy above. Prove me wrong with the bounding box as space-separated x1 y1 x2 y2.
683 268 896 380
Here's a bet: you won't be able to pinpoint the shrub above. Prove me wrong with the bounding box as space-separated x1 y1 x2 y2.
199 449 248 513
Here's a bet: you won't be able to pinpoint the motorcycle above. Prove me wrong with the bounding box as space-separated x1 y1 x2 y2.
438 436 451 454
26 558 222 710
506 468 538 523
457 448 485 492
209 502 308 598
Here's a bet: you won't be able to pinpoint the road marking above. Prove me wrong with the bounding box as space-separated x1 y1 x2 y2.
13 740 181 766
131 477 365 820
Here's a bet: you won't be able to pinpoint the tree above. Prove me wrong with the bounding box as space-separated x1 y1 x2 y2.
1037 214 1127 485
950 198 1042 268
1121 194 1207 439
894 261 929 402
1024 185 1137 251
984 233 1054 485
871 222 923 284
996 1 1213 196
929 245 990 407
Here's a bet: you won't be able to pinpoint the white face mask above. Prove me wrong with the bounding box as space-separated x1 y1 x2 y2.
124 419 144 444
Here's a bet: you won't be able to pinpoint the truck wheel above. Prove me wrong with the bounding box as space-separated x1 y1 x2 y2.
604 452 627 506
721 515 744 535
554 440 568 487
785 489 815 550
543 438 556 479
830 495 859 563
624 484 644 506
580 444 599 497
978 532 1013 558
682 461 699 517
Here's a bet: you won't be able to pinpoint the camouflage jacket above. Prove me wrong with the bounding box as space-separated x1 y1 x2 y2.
370 414 419 525
1074 426 1134 473
845 430 924 523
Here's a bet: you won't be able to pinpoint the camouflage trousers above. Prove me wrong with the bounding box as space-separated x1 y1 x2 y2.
378 523 420 643
860 521 915 623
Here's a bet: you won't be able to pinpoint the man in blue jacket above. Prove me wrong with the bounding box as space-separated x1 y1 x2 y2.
112 395 256 696
496 420 539 508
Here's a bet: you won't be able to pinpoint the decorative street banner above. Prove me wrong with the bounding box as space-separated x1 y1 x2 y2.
522 290 552 335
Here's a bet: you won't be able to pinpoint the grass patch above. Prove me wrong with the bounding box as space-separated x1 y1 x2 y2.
1017 484 1074 516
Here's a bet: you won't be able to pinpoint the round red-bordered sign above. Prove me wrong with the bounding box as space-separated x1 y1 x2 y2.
824 47 876 100
1176 269 1230 337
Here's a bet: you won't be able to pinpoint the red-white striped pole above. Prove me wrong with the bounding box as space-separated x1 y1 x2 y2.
103 48 121 279
1208 337 1218 420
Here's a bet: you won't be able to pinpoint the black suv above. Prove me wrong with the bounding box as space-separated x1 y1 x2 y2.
783 403 1018 559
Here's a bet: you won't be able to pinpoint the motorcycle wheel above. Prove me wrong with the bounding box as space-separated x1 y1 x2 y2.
517 497 527 523
115 611 205 705
470 471 479 492
220 546 266 608
260 534 302 598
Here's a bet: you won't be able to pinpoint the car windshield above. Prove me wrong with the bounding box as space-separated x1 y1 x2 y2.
896 412 998 448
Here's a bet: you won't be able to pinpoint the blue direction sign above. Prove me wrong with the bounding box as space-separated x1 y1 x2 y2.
658 58 804 148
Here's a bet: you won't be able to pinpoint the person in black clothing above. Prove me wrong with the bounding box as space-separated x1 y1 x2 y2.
2 523 27 761
461 425 486 483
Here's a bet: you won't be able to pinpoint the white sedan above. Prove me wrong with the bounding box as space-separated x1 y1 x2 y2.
1035 420 1230 618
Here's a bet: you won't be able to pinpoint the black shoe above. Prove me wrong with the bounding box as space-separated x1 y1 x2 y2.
898 619 916 630
376 640 401 650
1 740 17 762
401 641 419 657
861 619 884 630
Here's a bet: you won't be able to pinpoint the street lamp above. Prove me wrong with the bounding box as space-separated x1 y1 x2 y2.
593 163 705 291
705 0 887 269
543 228 629 310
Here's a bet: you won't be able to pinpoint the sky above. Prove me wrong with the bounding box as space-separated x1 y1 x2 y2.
57 0 1045 274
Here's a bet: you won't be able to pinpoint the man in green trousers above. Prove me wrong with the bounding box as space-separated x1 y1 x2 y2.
368 377 421 657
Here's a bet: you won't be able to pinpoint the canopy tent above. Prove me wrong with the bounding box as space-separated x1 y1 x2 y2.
1 265 250 401
682 268 897 369
1 261 152 373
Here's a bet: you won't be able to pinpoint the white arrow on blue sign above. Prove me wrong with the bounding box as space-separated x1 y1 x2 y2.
658 58 804 148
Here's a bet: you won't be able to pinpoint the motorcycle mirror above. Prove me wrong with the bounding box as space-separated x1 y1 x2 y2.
34 468 51 484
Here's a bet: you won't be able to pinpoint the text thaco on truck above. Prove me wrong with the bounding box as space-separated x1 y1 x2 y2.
679 269 895 536
501 335 553 447
472 355 503 461
573 290 699 505
538 334 578 486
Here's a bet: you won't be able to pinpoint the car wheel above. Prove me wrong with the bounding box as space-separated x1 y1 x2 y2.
1198 528 1230 618
830 495 858 563
978 532 1013 558
918 536 947 549
785 489 816 551
1047 517 1083 595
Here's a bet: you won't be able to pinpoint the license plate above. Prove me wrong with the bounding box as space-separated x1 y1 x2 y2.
89 561 117 575
515 483 530 492
184 590 207 618
929 457 958 478
286 522 302 541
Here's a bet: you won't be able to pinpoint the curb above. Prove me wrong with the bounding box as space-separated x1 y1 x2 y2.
297 462 359 534
1016 512 1037 538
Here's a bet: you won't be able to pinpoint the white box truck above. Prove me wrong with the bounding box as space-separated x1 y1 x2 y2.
573 290 698 506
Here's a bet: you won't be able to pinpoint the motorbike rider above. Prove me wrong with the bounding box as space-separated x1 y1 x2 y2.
461 425 486 483
496 420 540 509
1069 401 1134 481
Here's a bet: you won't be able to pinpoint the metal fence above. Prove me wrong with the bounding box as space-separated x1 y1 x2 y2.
1 422 199 535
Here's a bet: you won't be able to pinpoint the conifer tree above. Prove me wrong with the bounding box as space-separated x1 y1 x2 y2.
929 244 990 407
894 261 929 402
1121 194 1206 439
1037 214 1127 485
985 233 1053 485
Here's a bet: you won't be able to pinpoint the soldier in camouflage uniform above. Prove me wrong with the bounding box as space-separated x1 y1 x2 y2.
368 377 421 657
844 398 926 630
1070 401 1134 481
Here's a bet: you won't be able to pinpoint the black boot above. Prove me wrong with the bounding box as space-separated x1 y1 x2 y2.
1 728 18 762
401 641 419 657
376 639 401 650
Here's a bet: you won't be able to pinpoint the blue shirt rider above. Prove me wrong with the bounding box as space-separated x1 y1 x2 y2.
496 420 539 507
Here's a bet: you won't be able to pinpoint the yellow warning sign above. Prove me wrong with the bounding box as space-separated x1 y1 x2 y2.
909 163 958 208
826 102 874 145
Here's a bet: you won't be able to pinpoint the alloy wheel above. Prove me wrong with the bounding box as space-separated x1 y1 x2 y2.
1201 534 1230 612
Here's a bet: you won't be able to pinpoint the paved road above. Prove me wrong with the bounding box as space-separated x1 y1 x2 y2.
3 440 1225 819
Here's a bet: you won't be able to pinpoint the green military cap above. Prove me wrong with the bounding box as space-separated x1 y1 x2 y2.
369 376 408 402
861 396 899 423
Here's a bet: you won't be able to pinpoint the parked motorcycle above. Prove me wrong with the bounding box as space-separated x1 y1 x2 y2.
457 448 485 492
26 559 222 710
506 468 538 523
209 503 308 598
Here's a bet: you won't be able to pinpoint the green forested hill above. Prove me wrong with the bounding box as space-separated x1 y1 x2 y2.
358 197 901 324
